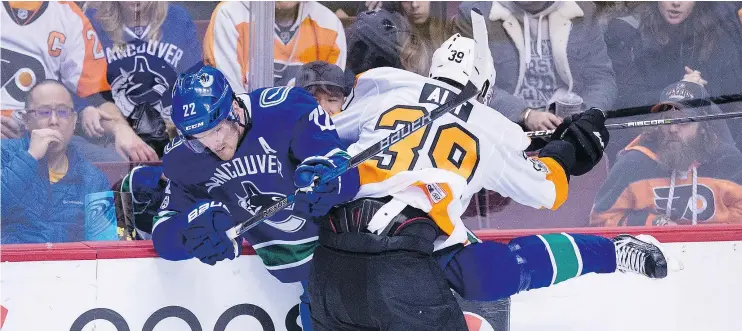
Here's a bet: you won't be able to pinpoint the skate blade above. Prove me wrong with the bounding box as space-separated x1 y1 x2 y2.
635 234 685 273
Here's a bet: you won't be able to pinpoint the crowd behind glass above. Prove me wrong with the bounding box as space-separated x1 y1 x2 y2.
2 1 741 244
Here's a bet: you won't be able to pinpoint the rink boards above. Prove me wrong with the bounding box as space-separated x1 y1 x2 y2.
1 225 741 331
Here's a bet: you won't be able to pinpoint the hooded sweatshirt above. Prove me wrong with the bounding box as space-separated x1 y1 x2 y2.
453 1 617 122
500 2 563 108
590 136 742 227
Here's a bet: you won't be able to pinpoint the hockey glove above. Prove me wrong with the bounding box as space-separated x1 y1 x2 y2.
180 201 241 266
550 108 609 176
120 165 167 238
294 151 351 216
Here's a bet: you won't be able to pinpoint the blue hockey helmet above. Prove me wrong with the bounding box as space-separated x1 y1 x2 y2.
171 65 235 137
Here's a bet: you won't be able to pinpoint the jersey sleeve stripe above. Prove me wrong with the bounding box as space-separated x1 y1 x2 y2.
538 157 569 210
63 1 110 97
202 2 221 66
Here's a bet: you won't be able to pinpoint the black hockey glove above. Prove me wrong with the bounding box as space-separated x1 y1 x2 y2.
550 108 609 176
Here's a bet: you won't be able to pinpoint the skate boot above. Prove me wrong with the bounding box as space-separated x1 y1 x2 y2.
613 234 668 279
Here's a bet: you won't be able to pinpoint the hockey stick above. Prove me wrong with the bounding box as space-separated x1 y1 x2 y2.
225 82 481 239
525 110 742 138
601 93 742 120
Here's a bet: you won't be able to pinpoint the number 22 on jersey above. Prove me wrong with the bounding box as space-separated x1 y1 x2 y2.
359 105 480 185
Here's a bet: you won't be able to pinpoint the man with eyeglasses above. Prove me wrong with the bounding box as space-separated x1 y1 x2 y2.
1 80 111 244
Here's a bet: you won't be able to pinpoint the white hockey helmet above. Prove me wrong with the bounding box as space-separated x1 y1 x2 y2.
429 34 476 87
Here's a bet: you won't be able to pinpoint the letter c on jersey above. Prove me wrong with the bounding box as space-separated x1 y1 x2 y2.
47 31 66 58
69 303 301 331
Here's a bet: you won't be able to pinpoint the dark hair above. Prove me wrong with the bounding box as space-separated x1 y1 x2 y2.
639 2 718 62
307 84 345 98
24 79 74 109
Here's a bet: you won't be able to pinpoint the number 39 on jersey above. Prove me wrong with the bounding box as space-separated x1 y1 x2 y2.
361 102 480 185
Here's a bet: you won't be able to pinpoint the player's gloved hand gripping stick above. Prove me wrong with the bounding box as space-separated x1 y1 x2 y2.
225 82 481 239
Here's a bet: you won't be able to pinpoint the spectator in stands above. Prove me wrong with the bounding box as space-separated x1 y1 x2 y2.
344 2 445 75
590 81 742 227
346 8 428 76
0 1 158 162
606 1 742 110
453 1 617 132
1 80 111 244
204 1 346 90
604 1 742 157
295 61 353 116
84 1 203 157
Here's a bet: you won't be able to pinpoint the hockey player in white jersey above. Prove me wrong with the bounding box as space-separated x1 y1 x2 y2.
304 32 669 330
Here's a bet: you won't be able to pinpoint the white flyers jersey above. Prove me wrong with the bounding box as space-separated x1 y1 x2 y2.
1 1 109 112
333 67 569 251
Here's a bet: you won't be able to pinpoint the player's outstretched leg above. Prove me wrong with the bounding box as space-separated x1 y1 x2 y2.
613 234 668 279
440 233 617 301
440 232 670 302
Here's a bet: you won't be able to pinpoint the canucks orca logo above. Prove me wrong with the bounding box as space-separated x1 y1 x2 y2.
199 73 214 87
111 55 170 116
653 184 716 222
235 181 306 232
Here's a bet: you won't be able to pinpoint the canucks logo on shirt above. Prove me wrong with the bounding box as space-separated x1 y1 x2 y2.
111 55 171 116
235 180 307 233
236 180 285 216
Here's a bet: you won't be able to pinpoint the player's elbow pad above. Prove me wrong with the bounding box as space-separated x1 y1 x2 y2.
152 213 192 261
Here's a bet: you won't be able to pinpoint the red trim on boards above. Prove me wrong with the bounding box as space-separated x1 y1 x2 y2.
0 242 97 262
476 224 742 244
1 241 256 262
2 225 741 262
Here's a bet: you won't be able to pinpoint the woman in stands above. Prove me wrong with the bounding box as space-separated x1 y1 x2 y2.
84 2 203 157
346 2 447 76
398 1 447 74
604 1 742 157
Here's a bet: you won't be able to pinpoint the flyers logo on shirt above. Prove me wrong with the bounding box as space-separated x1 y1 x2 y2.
653 184 716 222
0 48 45 105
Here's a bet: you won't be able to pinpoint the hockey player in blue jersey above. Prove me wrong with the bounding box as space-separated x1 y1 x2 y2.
150 65 359 330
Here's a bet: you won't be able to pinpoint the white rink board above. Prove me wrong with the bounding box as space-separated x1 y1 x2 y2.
510 241 742 331
2 241 741 331
0 256 303 331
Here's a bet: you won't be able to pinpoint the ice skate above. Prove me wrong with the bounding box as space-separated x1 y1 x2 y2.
613 234 668 279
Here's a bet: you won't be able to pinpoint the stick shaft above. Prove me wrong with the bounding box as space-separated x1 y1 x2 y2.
526 111 742 138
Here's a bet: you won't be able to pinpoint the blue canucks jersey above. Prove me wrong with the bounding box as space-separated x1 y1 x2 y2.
154 86 358 283
85 5 202 118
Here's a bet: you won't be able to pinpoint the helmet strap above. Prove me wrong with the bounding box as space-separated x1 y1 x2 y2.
232 93 252 149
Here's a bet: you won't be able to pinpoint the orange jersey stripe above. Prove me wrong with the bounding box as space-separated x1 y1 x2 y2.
63 1 110 97
203 2 224 67
538 157 569 210
416 182 456 235
235 22 250 86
